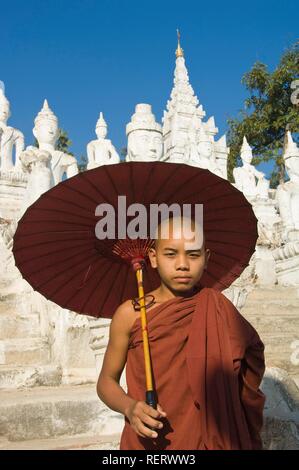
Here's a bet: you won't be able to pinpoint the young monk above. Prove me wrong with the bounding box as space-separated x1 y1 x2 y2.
96 215 266 450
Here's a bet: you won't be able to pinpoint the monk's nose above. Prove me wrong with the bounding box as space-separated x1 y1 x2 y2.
175 255 189 270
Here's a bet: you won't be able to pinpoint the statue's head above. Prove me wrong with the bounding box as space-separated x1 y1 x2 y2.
95 112 108 140
127 130 163 161
33 100 59 146
0 88 11 124
285 157 299 178
240 136 253 164
283 131 299 178
126 104 163 161
197 126 213 158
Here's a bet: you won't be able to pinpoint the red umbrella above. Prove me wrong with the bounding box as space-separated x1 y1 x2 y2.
13 161 258 318
13 161 258 408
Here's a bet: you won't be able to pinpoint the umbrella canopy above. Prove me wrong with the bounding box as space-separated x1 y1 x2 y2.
13 161 258 318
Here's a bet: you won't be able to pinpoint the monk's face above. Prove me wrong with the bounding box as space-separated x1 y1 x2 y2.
148 219 210 294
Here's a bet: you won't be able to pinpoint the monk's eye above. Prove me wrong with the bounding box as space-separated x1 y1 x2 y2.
188 253 201 258
165 252 175 257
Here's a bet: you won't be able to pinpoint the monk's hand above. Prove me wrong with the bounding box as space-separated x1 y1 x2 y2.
126 400 167 439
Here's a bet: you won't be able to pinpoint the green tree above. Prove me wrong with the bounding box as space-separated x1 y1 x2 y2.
227 42 299 188
78 154 88 172
120 147 127 162
56 128 74 155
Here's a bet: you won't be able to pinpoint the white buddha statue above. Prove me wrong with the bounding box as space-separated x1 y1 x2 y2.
276 131 299 236
126 104 163 162
23 100 78 185
196 126 222 176
87 112 120 169
0 82 24 171
233 136 269 199
19 147 53 218
183 114 200 165
184 125 199 166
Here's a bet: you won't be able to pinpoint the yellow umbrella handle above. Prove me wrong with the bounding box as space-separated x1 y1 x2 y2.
135 267 157 409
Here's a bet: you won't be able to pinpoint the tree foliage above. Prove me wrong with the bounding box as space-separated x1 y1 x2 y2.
227 42 299 188
56 128 73 155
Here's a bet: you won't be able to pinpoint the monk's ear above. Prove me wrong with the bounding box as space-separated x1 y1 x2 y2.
148 247 158 269
204 249 211 270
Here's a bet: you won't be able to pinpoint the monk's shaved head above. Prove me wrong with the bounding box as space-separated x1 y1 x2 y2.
153 215 205 251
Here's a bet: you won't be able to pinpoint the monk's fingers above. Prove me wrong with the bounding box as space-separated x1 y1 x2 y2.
135 419 159 439
142 403 164 420
140 412 163 430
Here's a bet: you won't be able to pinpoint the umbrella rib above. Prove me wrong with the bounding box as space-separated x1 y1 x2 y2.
210 249 254 265
42 194 98 216
67 258 112 312
204 214 256 222
129 163 135 202
204 204 254 213
80 261 124 314
14 230 91 240
150 164 180 203
195 179 238 199
30 206 95 222
139 164 156 203
36 251 101 292
206 238 256 249
204 248 246 263
103 165 123 203
14 239 93 253
204 269 230 289
19 219 93 228
63 174 114 205
207 257 249 273
205 228 257 235
167 173 223 203
64 178 100 205
80 170 115 207
179 191 244 205
50 257 114 307
111 262 131 308
106 265 131 314
18 245 95 274
39 176 99 207
66 257 111 301
106 262 125 310
118 263 130 308
82 258 113 304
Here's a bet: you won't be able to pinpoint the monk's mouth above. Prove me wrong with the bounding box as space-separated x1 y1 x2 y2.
174 277 192 282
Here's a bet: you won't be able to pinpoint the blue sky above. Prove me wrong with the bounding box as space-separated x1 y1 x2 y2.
1 0 298 174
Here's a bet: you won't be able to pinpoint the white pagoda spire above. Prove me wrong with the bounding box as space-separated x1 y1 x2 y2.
161 32 229 179
162 31 206 162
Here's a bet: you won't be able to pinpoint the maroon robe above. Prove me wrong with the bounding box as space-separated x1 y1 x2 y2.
119 287 266 450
